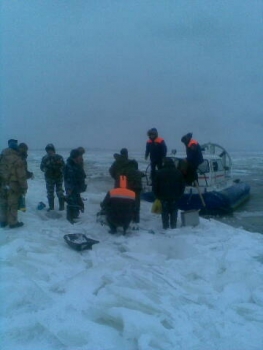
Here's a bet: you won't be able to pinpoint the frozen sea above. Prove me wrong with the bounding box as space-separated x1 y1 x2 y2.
0 149 263 350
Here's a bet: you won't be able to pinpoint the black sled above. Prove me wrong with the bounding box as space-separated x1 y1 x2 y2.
64 233 99 251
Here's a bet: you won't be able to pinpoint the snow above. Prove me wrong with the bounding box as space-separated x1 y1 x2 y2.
1 152 263 350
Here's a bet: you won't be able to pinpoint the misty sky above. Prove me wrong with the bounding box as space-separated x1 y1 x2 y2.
1 0 263 153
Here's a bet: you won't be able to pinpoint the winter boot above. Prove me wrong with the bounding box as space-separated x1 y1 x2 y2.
59 197 65 211
47 198 54 211
66 208 74 224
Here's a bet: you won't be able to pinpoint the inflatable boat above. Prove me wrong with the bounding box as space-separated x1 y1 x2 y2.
141 143 250 215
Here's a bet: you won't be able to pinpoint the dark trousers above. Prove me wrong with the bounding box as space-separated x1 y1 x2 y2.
184 164 198 186
133 191 141 223
106 217 129 233
160 200 179 229
150 161 162 183
66 192 84 224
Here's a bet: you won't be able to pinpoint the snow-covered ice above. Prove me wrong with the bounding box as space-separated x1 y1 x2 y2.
1 151 263 350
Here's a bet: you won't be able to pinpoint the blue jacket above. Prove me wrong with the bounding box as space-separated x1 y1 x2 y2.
64 158 86 194
145 137 167 163
186 139 203 169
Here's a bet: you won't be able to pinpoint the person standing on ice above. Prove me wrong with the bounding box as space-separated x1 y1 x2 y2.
0 139 28 228
40 143 65 211
64 149 87 224
145 128 167 183
77 146 86 169
181 132 203 185
153 157 185 230
100 175 136 234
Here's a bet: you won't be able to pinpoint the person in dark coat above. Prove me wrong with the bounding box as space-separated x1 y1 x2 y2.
145 128 167 183
181 133 203 185
109 148 132 186
153 157 185 230
100 175 136 234
64 149 87 224
40 144 65 211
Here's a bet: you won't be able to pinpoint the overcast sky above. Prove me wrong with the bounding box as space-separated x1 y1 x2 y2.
1 0 263 153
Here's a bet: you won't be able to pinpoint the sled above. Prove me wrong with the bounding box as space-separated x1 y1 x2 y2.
63 233 99 251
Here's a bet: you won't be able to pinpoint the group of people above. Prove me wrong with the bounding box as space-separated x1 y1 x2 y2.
100 129 203 233
0 140 87 228
0 129 203 232
40 144 87 224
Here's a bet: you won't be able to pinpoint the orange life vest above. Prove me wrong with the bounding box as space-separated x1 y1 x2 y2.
147 137 164 144
188 139 198 147
109 175 135 200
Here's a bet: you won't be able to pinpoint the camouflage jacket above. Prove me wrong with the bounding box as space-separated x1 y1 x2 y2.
0 148 28 191
40 154 65 179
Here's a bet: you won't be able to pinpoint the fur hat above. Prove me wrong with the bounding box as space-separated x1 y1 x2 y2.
70 149 81 159
18 143 28 151
45 143 55 152
77 147 85 155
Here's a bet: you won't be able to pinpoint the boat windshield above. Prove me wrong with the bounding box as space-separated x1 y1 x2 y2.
198 160 209 174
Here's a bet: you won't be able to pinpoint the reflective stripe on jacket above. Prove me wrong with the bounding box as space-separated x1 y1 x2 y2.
109 176 135 200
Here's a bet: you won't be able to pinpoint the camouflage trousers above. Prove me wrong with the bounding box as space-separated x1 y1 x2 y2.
45 177 64 200
0 183 22 226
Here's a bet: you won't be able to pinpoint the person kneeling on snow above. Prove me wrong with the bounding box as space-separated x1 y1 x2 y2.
100 175 136 234
64 149 87 224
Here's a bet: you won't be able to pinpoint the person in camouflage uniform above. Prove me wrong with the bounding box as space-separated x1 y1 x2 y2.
0 139 28 228
109 148 144 229
40 144 65 211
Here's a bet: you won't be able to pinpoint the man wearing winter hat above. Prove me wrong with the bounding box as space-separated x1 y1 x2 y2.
109 148 131 187
0 139 28 228
145 128 167 183
64 149 87 224
181 133 203 185
40 144 65 211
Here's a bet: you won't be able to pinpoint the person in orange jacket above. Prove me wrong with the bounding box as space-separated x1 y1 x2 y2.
100 175 136 234
145 128 167 183
181 132 203 185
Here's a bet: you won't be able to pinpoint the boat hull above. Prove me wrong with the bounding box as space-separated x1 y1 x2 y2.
141 182 250 215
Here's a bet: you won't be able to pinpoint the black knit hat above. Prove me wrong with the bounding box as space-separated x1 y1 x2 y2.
181 133 193 144
147 128 158 137
120 148 128 157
